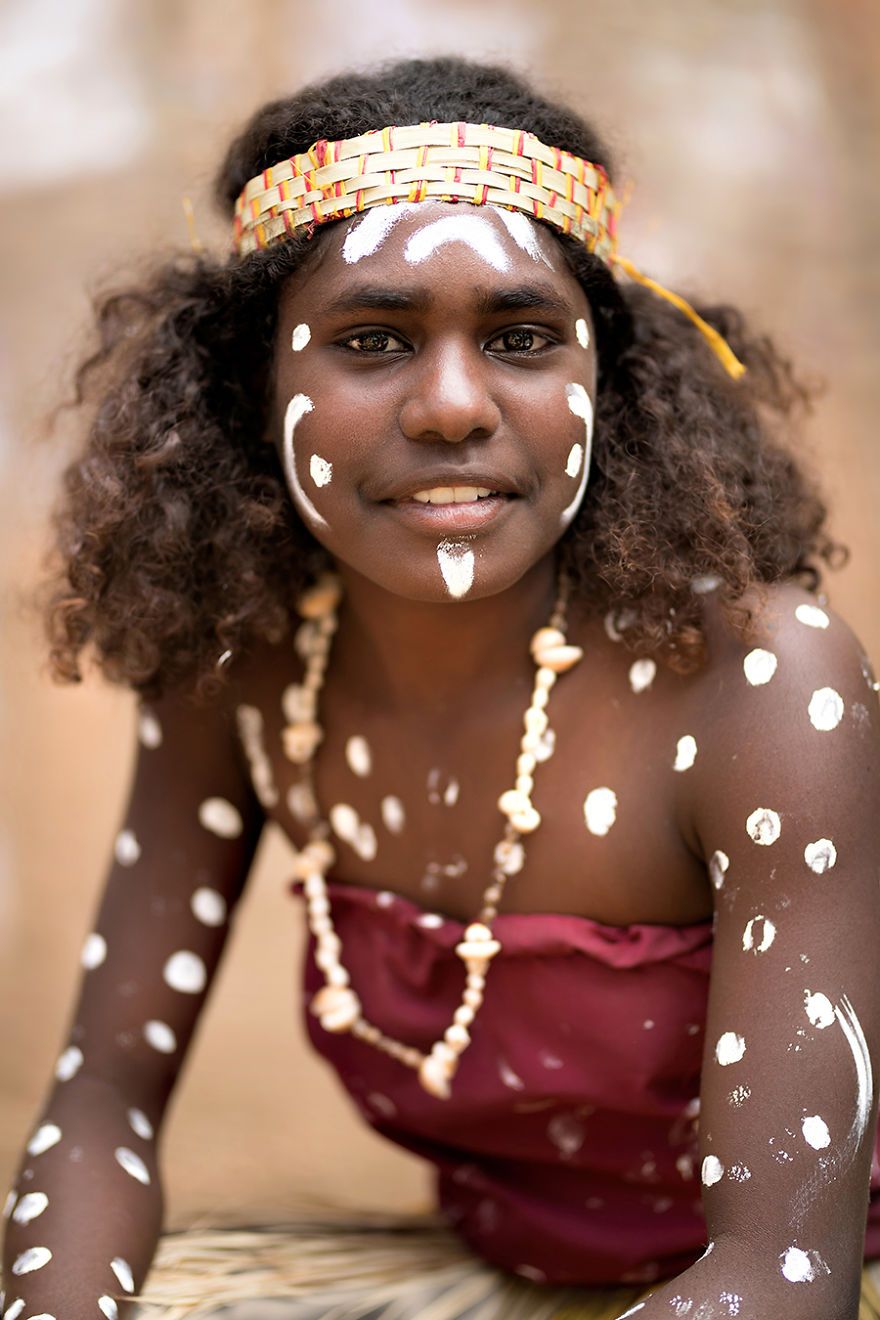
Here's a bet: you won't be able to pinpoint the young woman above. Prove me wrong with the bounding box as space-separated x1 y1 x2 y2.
3 54 879 1320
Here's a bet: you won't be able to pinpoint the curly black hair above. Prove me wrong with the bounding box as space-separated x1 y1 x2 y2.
39 55 846 703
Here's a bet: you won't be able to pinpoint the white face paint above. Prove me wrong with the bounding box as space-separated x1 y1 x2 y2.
283 394 328 530
561 383 593 526
490 206 552 266
743 648 778 686
191 887 227 927
715 1031 746 1065
583 786 618 836
742 915 776 953
575 318 590 349
114 829 141 867
143 1019 177 1053
309 454 333 487
804 838 837 873
114 1146 150 1185
564 442 583 478
163 951 207 995
345 735 372 777
808 687 844 731
436 539 475 598
291 323 311 352
701 1154 724 1186
197 797 243 839
795 603 830 629
342 203 418 263
745 806 781 846
404 214 511 271
708 850 730 890
802 1115 831 1150
674 735 698 771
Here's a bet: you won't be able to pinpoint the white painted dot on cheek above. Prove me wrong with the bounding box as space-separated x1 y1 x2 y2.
808 686 844 731
11 1245 52 1274
127 1108 154 1140
629 658 656 693
163 951 207 994
575 318 590 349
114 1146 150 1185
673 735 697 771
403 214 512 272
743 648 778 685
804 990 835 1029
745 806 781 845
565 442 583 478
111 1256 135 1292
584 786 618 836
198 797 243 838
701 1154 724 1186
715 1031 746 1065
804 838 837 874
283 393 328 531
191 886 227 926
708 850 729 889
345 735 372 777
795 603 830 629
309 453 333 487
11 1191 48 1224
143 1019 177 1053
802 1114 831 1149
81 931 107 969
437 539 475 599
114 829 141 866
55 1045 84 1082
381 795 405 833
27 1124 62 1157
291 322 311 351
137 708 163 748
742 914 776 953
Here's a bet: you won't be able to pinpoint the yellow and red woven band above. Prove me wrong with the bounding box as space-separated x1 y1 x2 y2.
232 121 745 380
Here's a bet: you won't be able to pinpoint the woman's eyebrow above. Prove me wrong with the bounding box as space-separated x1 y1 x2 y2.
320 283 574 317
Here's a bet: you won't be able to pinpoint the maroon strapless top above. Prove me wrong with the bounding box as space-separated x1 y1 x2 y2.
290 877 880 1287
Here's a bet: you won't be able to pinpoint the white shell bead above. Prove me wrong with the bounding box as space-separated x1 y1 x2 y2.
297 578 342 618
419 1053 452 1099
530 627 565 657
464 923 494 942
444 1023 471 1049
511 807 541 833
533 644 583 672
463 986 484 1007
524 707 548 735
454 1004 476 1026
498 789 530 817
535 667 557 689
456 939 501 960
283 723 323 763
310 985 361 1032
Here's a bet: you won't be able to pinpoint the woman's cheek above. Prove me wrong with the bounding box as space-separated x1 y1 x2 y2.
281 391 337 534
559 381 594 528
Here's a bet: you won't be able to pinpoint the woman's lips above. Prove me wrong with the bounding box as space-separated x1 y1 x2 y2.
384 493 514 533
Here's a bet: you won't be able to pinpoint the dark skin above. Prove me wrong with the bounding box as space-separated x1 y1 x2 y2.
4 204 878 1318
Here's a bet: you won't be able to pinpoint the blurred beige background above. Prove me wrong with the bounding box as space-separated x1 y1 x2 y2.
1 0 878 1230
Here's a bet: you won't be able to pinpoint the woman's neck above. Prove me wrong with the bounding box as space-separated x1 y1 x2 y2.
330 554 559 712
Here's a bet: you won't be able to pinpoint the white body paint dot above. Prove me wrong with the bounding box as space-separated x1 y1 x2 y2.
115 1147 150 1185
163 951 207 995
802 1114 831 1150
11 1246 52 1274
701 1155 724 1186
99 1298 119 1319
629 658 656 694
3 1188 16 1217
82 931 107 969
55 1045 84 1082
4 1301 25 1320
780 1246 818 1283
804 990 835 1029
746 806 781 845
708 850 729 890
143 1019 177 1053
742 915 776 953
329 803 377 861
345 735 372 778
192 887 227 927
309 454 333 487
128 1108 154 1140
381 795 405 834
137 708 163 748
584 786 618 836
291 323 311 351
565 441 583 479
808 686 844 731
198 797 243 839
574 317 590 349
11 1192 48 1224
111 1256 135 1292
743 648 778 686
114 829 141 867
437 540 475 598
674 735 697 772
715 1032 746 1065
804 837 837 874
27 1124 61 1157
795 603 830 629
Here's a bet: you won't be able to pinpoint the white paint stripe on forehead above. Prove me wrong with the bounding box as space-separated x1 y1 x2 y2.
283 394 328 530
561 383 594 526
342 202 418 263
490 206 552 266
404 215 511 272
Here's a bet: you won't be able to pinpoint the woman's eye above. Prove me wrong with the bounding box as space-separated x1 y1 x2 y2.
341 330 406 354
487 328 552 353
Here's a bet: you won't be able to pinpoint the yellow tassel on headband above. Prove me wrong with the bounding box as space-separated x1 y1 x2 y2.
233 121 746 381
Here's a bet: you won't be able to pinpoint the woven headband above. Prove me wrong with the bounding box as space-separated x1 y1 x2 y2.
233 121 745 380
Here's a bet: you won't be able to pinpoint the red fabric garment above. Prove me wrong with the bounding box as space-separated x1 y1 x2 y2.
290 878 880 1287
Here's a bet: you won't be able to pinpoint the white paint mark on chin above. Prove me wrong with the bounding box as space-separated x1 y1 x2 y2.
490 206 552 266
561 383 593 526
715 1031 746 1065
291 323 311 352
342 203 418 263
283 394 328 530
575 317 590 349
404 214 511 271
437 540 475 598
309 454 333 488
804 837 837 873
802 1114 831 1149
584 786 617 835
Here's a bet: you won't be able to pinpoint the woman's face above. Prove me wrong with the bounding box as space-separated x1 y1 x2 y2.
270 201 596 603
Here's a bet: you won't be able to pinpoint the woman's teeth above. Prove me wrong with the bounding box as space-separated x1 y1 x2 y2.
410 486 496 504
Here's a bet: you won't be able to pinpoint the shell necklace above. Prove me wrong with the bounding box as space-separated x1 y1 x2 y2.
282 567 583 1100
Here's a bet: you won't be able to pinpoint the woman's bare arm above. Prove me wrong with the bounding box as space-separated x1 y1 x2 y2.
1 677 265 1320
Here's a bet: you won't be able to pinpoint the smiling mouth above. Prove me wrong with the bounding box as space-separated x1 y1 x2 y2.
405 485 498 505
385 485 515 533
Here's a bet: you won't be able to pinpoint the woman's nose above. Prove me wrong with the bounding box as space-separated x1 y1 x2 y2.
398 340 502 445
